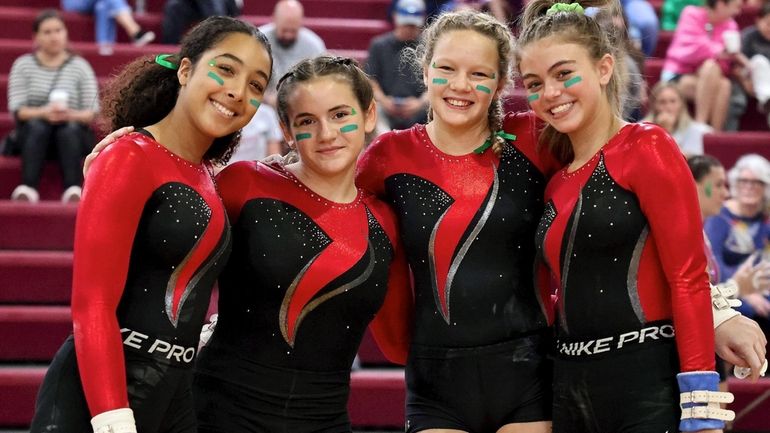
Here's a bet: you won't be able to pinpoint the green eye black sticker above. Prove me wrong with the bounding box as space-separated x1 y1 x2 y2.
295 133 312 141
432 78 448 85
527 93 540 102
564 76 582 88
249 99 260 108
476 85 492 94
207 71 224 85
340 124 358 133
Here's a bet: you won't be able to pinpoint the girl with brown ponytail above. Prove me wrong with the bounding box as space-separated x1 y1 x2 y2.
517 0 733 431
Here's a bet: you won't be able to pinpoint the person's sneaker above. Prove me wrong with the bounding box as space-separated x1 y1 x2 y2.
98 44 114 56
11 185 39 203
61 185 82 204
133 29 155 46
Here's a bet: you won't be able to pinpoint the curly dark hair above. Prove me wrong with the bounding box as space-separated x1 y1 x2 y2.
100 16 273 164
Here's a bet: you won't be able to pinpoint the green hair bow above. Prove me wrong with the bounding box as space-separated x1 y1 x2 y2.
546 2 585 15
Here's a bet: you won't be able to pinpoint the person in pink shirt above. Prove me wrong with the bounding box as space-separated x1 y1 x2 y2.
662 0 746 131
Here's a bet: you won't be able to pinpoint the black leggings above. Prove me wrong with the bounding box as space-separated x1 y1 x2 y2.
20 119 85 189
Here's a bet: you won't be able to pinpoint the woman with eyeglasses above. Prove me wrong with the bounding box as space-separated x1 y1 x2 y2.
705 154 770 327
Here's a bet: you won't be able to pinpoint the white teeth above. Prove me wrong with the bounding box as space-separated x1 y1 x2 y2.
446 98 471 107
211 100 235 117
550 103 572 114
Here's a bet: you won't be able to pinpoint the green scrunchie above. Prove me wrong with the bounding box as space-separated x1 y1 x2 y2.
155 54 179 70
546 2 585 15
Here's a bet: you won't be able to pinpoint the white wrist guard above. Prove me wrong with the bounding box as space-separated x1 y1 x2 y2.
678 371 735 431
91 408 137 433
712 282 741 329
199 313 219 349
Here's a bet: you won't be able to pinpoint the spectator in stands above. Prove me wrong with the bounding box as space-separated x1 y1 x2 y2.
489 0 525 23
662 0 747 131
389 0 453 22
645 82 713 155
661 0 702 31
620 0 660 56
29 16 273 433
227 103 283 163
742 0 770 125
692 155 770 342
706 154 770 326
8 9 98 203
366 0 428 132
161 0 242 44
439 0 490 13
62 0 155 55
259 0 326 106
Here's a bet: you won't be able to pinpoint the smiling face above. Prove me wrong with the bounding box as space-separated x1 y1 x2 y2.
283 75 376 179
519 36 614 137
176 32 272 141
423 29 503 131
734 168 768 209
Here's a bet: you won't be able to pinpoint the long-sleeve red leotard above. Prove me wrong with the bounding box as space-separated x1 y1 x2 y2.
71 133 230 416
536 122 714 372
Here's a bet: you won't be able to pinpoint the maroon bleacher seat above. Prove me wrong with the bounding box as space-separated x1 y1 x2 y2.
0 6 390 51
704 131 770 168
0 366 47 427
0 250 72 304
348 369 405 429
0 201 76 250
0 305 70 361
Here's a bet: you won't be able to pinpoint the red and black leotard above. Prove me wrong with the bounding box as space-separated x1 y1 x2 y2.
356 112 560 432
536 123 716 432
357 112 558 347
31 132 231 432
193 161 412 432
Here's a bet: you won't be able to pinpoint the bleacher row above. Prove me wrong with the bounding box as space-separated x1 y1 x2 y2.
0 0 769 431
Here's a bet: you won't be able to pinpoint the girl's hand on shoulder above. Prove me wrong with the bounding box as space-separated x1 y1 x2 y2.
83 126 134 178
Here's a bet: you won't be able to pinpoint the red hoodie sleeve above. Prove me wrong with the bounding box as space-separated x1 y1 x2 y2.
71 139 155 416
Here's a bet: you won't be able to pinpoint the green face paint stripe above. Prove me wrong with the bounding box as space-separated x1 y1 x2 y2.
564 76 582 88
249 99 260 108
295 133 312 141
432 78 448 85
351 108 357 115
527 93 540 102
705 182 713 198
476 85 492 94
340 124 358 133
207 71 224 85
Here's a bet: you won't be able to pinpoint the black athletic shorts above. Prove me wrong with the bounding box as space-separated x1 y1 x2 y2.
194 344 352 433
552 339 680 433
30 336 196 433
405 332 552 433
